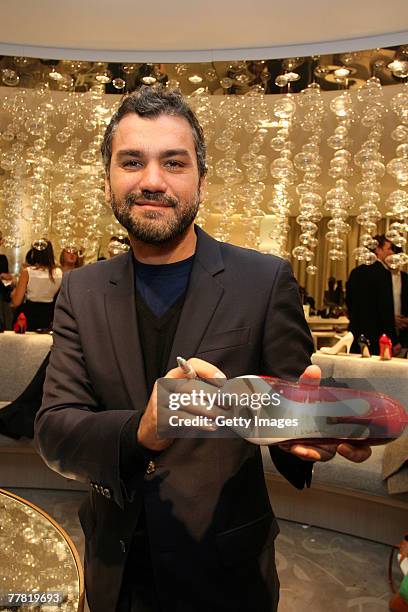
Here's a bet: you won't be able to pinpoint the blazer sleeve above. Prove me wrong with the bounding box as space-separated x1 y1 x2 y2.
260 258 315 489
34 274 149 509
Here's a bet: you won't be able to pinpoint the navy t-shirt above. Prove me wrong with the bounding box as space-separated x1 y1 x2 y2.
133 255 195 317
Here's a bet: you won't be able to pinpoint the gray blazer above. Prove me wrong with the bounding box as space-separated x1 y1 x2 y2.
35 226 314 612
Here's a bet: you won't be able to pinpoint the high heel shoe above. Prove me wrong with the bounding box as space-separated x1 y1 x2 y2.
13 313 27 334
319 331 354 355
379 334 393 360
358 334 371 358
223 375 408 446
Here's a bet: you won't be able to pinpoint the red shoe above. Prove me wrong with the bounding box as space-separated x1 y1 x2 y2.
13 313 27 334
240 376 408 445
380 334 393 360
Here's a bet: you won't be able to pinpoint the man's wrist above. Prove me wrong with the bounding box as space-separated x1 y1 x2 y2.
120 414 152 479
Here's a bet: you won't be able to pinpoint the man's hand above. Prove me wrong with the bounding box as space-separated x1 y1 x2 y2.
137 358 226 451
279 365 372 463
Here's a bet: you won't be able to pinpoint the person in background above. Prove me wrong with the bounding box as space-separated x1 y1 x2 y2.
24 248 35 267
0 352 50 439
107 235 131 258
59 246 83 275
0 231 9 277
346 234 406 355
386 245 408 356
299 286 315 313
0 230 13 329
323 276 338 311
334 279 345 308
11 240 62 331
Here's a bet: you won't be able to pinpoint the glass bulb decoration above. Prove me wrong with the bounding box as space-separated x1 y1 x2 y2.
2 71 408 276
291 84 326 274
383 85 408 263
324 91 356 262
268 94 298 256
351 78 387 263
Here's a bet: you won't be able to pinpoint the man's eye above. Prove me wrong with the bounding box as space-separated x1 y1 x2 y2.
123 160 142 168
165 160 184 169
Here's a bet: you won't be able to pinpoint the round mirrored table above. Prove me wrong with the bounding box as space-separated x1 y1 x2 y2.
0 488 84 611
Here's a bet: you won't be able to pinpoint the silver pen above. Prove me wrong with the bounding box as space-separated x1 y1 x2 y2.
176 356 197 378
176 356 226 387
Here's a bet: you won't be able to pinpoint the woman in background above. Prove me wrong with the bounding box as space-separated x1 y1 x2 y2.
0 230 13 329
11 240 62 331
59 246 83 275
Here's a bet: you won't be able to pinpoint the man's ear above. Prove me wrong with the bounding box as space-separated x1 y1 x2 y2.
104 176 111 204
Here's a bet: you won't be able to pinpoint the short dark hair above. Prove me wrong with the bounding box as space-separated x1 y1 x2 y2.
371 234 399 254
371 234 389 250
101 86 207 179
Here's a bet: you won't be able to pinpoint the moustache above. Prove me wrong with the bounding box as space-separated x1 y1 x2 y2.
125 193 177 208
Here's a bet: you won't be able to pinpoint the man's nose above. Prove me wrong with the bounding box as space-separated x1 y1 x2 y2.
138 162 167 192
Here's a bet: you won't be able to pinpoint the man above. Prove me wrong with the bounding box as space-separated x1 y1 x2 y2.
346 235 408 355
35 87 369 612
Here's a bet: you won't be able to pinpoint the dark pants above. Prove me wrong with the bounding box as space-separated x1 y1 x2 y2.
0 297 13 330
114 517 279 612
116 510 161 612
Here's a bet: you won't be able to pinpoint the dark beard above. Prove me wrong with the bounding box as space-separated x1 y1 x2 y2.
110 191 200 245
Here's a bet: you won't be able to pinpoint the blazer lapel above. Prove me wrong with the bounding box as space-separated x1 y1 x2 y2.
167 227 225 369
104 252 149 410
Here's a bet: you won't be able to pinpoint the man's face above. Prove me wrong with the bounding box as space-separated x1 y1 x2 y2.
106 113 203 245
375 240 394 261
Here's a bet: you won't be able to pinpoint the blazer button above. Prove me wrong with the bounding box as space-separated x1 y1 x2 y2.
103 488 111 499
119 540 127 553
145 460 156 475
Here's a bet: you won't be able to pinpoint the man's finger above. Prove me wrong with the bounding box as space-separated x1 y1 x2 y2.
281 442 337 462
337 443 372 462
298 364 321 386
166 358 226 381
187 358 227 380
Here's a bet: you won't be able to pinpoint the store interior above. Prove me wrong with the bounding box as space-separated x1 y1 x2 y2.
1 49 408 309
0 2 408 610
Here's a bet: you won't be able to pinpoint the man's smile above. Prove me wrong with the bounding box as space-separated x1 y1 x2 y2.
134 199 174 209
